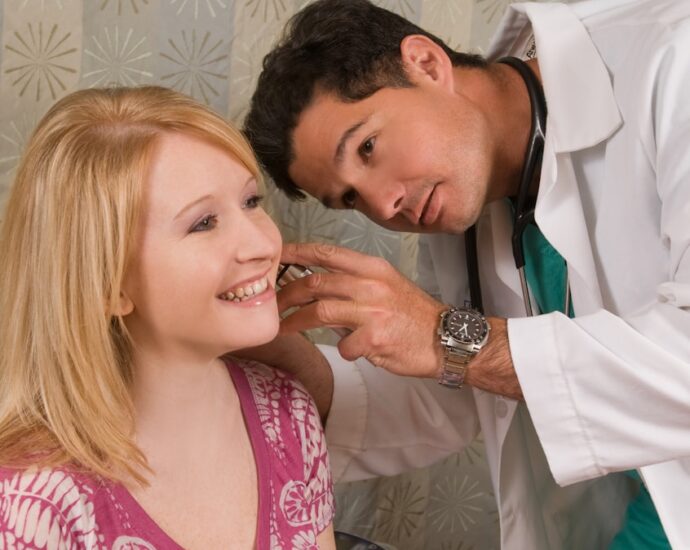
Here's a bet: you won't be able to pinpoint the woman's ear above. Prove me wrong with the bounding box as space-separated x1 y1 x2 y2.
112 291 134 317
400 34 455 91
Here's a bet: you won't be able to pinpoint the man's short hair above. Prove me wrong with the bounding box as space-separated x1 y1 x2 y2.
244 0 486 200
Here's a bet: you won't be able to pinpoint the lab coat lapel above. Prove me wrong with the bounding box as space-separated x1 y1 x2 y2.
536 144 604 314
486 148 606 317
522 2 622 154
520 2 623 315
486 1 623 314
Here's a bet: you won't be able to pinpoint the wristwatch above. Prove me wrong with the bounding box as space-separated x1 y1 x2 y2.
437 306 490 388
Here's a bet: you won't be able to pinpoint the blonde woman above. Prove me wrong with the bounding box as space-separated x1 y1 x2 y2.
0 86 335 549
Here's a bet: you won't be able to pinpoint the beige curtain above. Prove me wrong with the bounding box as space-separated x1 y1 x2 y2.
0 1 548 548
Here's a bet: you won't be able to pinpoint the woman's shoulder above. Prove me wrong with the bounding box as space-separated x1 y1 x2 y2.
229 359 334 537
0 465 103 546
0 464 101 507
229 358 327 464
0 465 159 549
230 357 313 410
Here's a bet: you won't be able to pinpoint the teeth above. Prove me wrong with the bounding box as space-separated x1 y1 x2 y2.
219 276 270 302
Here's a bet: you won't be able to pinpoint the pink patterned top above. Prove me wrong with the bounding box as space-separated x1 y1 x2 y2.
0 359 334 549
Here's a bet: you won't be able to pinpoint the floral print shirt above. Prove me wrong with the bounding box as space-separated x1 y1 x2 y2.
0 359 334 549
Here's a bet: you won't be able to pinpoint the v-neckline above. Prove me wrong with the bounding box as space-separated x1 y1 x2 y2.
110 360 271 549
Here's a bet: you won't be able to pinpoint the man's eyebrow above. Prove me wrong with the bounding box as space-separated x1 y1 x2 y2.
334 116 370 165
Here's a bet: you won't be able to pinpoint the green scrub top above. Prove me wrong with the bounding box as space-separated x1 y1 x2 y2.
520 220 670 550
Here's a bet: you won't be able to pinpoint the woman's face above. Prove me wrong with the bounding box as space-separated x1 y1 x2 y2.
122 132 282 361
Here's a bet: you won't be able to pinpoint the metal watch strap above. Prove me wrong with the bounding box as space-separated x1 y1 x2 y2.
438 347 471 388
437 305 489 389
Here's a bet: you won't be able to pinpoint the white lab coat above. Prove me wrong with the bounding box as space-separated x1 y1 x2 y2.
322 1 690 549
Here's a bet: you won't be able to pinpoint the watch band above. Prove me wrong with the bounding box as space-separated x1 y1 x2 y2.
437 306 489 389
438 347 471 388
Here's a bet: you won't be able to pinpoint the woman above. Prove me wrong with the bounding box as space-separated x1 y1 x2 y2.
0 86 335 549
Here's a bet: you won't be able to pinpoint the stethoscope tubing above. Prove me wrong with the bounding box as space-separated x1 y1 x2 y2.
466 56 570 318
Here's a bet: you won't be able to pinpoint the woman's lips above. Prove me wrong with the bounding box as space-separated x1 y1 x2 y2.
218 286 276 307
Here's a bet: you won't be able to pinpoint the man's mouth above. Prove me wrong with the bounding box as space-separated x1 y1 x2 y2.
419 184 439 226
218 275 270 303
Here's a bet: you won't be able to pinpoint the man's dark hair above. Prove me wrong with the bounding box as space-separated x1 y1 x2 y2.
244 0 487 200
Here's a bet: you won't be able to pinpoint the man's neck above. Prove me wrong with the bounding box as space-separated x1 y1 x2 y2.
470 58 542 203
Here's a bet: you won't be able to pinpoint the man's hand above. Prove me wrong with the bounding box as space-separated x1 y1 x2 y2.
279 242 524 400
279 242 448 378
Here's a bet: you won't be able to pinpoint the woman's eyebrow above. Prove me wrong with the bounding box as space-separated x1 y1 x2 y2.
174 194 214 220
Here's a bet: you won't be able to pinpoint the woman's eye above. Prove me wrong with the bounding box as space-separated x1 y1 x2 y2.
244 194 265 209
342 189 357 208
190 214 218 233
358 137 375 159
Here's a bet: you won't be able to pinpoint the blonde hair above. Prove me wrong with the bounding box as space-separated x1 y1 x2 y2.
0 86 261 486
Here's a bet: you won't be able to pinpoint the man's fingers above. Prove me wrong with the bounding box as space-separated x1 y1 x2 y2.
335 327 382 364
279 303 387 366
278 299 369 334
281 242 392 277
276 271 387 313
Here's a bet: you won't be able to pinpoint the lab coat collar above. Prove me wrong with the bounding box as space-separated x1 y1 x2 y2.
487 2 622 154
486 2 615 314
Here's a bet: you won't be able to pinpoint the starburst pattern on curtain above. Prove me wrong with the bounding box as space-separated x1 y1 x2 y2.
4 22 77 101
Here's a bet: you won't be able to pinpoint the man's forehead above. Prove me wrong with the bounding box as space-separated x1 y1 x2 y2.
289 90 382 205
290 95 351 178
293 91 373 158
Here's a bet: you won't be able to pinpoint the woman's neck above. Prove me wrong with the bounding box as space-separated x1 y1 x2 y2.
130 348 240 463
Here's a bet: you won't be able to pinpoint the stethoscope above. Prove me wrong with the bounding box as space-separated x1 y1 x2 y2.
465 56 570 317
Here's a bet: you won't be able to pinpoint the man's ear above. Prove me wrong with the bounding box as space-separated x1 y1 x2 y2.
400 34 455 90
112 291 135 317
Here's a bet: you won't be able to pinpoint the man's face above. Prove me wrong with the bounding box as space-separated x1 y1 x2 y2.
289 82 496 235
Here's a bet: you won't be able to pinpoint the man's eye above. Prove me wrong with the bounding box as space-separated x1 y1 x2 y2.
342 189 357 208
190 214 218 233
358 137 375 159
244 194 265 209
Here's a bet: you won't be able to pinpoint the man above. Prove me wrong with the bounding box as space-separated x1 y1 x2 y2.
244 0 690 548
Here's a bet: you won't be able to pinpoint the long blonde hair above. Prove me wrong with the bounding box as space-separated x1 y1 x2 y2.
0 86 261 485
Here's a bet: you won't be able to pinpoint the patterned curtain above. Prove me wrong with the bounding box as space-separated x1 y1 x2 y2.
0 1 550 548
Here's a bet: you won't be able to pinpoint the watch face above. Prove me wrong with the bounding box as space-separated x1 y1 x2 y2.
446 309 488 345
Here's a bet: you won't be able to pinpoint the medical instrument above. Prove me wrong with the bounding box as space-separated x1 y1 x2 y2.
465 56 570 317
276 263 314 287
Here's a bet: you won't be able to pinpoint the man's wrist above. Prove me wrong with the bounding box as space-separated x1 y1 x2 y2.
463 317 523 400
436 306 490 389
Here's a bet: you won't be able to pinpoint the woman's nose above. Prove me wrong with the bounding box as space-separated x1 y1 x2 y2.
235 214 281 263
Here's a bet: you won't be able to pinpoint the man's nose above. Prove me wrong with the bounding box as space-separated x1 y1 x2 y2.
360 183 405 222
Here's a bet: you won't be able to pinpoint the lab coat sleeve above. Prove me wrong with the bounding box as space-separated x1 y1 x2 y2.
317 344 480 483
508 27 690 486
